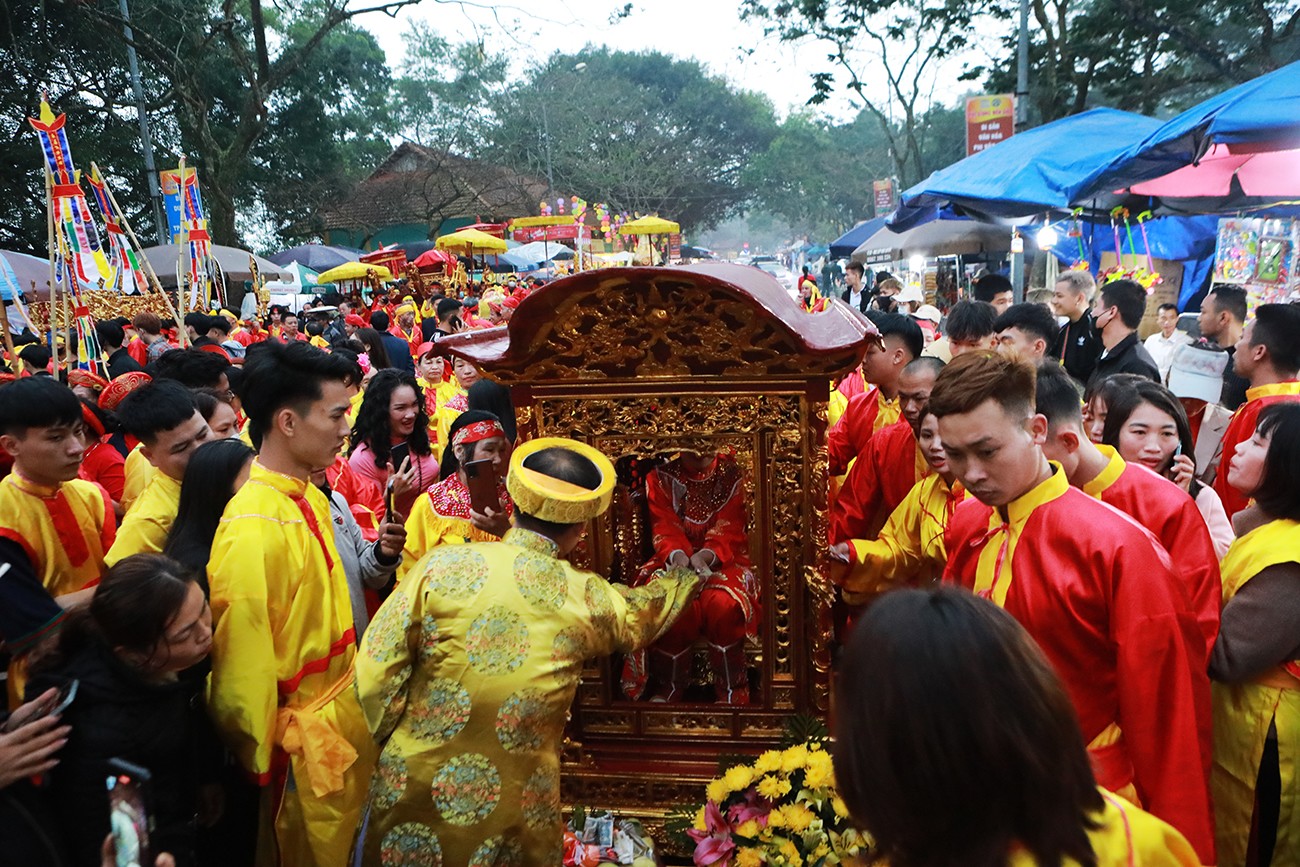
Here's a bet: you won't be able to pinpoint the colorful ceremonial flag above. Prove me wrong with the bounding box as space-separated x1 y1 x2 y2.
27 98 115 292
87 166 148 295
166 161 221 309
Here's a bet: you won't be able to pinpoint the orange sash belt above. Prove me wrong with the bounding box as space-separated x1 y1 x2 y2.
274 668 359 798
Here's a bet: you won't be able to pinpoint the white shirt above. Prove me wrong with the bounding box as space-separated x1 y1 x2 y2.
1144 330 1192 381
847 288 863 309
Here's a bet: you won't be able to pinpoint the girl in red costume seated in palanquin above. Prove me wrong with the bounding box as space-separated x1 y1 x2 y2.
624 449 759 705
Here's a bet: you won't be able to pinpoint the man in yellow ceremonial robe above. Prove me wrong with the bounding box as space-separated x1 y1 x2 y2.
207 342 376 867
355 438 701 866
0 377 114 600
105 380 211 565
0 377 115 702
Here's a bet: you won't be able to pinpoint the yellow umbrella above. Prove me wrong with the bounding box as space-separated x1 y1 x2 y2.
315 261 394 283
618 215 680 235
435 228 509 254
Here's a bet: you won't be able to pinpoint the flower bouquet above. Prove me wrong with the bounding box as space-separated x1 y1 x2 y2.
685 741 868 867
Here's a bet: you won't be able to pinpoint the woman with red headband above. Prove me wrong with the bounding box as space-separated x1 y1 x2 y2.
397 410 512 580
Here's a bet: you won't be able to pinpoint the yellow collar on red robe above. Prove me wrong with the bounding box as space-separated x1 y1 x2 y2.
1245 379 1300 402
1081 444 1126 499
998 461 1070 526
3 470 62 499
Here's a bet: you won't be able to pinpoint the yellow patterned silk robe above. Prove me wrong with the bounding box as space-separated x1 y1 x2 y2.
355 528 699 866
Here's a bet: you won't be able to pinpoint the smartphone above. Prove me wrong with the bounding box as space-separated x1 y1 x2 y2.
463 458 501 515
106 758 153 867
384 479 396 524
389 442 411 471
3 679 77 733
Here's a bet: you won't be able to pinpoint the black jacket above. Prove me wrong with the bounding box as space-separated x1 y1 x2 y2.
1050 311 1102 384
379 331 415 373
1088 331 1161 387
840 287 872 313
26 639 219 867
106 347 145 380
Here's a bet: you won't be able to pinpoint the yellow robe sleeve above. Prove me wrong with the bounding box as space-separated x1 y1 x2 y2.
590 566 701 655
396 494 482 583
354 583 419 742
121 446 155 513
845 482 929 597
104 476 178 566
207 513 281 781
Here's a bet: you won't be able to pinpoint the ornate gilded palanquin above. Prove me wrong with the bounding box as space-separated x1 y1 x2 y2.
440 263 874 843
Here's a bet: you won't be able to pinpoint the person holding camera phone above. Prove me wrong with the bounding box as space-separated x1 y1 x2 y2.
348 369 438 519
24 554 220 867
397 410 513 580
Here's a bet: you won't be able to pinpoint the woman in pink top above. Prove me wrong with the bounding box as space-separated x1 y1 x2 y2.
348 369 439 518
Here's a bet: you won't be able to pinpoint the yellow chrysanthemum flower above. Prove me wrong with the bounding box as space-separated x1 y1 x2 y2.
735 818 761 839
781 744 810 773
779 803 816 833
724 764 755 794
736 847 763 867
804 751 835 790
779 838 803 866
755 749 784 774
756 774 792 800
831 795 849 818
706 778 729 804
768 807 786 829
693 805 708 831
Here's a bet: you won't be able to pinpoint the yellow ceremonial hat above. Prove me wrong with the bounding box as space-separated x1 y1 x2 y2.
506 437 616 524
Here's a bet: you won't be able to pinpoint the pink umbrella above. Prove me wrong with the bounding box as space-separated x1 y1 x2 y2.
411 248 459 270
1129 141 1300 198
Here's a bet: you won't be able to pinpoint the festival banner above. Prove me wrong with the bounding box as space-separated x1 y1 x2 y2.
159 166 197 243
28 99 115 292
169 162 221 309
965 95 1014 156
872 179 897 217
87 167 149 295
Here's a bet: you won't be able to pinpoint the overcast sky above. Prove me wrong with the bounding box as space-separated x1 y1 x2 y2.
361 0 985 121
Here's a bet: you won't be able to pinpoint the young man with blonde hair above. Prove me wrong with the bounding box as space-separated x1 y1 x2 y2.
1049 269 1102 383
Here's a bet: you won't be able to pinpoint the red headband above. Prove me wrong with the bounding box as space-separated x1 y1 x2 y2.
80 403 106 438
452 419 505 447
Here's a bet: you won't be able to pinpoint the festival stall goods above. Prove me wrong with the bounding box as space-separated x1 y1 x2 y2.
1211 216 1299 307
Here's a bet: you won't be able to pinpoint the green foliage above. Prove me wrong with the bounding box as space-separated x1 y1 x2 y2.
389 23 509 152
488 48 779 232
780 713 830 748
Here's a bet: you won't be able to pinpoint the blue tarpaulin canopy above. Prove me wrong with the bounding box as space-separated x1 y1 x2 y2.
829 217 887 258
892 109 1163 230
1082 60 1300 200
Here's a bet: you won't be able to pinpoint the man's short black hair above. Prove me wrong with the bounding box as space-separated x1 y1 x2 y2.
95 320 126 349
945 300 998 342
1099 279 1147 330
18 344 51 371
207 315 231 336
0 376 82 436
370 310 391 331
241 341 359 447
846 261 865 277
1157 303 1179 315
1034 362 1085 429
306 320 324 337
994 303 1059 345
437 298 463 320
875 312 925 361
1207 284 1248 323
183 312 209 331
116 380 199 444
972 273 1014 303
1251 304 1300 375
153 348 231 389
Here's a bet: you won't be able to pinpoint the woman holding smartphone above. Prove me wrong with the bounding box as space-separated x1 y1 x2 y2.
1100 378 1234 558
349 369 438 518
24 554 219 867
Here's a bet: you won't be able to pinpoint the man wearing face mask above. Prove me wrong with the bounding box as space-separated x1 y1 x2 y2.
1088 279 1160 386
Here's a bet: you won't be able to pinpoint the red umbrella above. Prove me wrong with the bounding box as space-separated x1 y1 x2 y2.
412 249 459 270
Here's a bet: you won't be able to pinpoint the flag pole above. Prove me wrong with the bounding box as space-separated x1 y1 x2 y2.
176 156 188 319
91 161 189 347
44 167 61 376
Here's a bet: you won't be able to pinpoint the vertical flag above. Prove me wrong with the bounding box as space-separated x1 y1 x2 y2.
87 167 149 295
27 98 116 292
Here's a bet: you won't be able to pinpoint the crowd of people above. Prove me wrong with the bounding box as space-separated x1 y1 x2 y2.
0 262 1296 867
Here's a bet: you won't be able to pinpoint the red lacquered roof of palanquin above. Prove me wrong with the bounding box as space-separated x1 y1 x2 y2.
437 263 877 384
